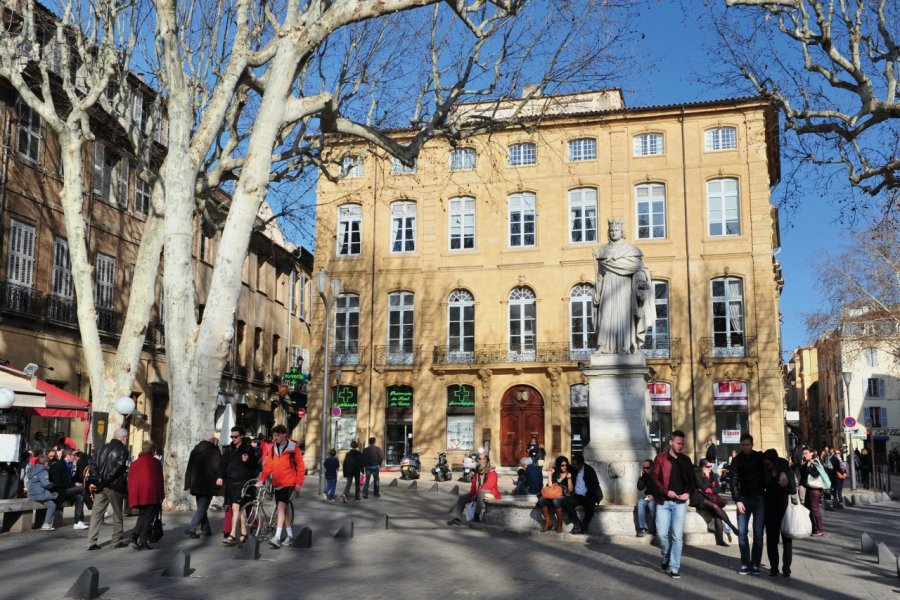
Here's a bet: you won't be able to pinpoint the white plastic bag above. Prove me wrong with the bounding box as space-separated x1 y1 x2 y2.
781 495 812 538
463 501 475 521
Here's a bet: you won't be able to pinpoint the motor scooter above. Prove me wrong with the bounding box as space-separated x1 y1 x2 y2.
431 452 452 482
460 453 478 482
400 452 421 480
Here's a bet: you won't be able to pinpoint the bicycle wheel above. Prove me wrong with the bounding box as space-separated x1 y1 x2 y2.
243 502 264 539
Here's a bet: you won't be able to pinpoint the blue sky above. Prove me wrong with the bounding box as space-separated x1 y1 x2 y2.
619 2 851 358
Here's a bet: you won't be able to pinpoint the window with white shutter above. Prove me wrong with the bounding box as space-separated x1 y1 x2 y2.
95 254 116 309
51 237 74 298
7 220 36 287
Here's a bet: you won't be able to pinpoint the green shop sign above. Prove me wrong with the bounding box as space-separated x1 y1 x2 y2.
447 385 475 408
333 386 358 409
387 386 413 408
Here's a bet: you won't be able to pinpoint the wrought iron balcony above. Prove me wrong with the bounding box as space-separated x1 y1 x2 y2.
433 342 591 366
700 336 758 361
374 344 420 367
330 345 367 367
95 306 123 334
0 282 43 317
45 295 78 324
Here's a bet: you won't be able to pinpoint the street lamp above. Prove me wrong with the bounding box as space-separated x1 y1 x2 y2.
0 388 14 409
841 371 857 489
317 269 341 495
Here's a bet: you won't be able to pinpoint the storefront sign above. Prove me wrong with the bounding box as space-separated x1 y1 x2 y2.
648 382 672 408
333 386 358 411
721 429 742 444
714 381 748 407
570 384 589 412
448 385 475 408
387 386 413 408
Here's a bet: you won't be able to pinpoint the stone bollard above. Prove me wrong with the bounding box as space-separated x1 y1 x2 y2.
335 518 354 538
234 535 260 560
850 494 858 506
161 550 191 577
861 532 876 554
65 567 100 600
408 481 418 490
877 542 896 567
389 479 398 487
371 513 389 530
861 495 871 505
429 483 439 492
292 527 312 548
449 485 460 495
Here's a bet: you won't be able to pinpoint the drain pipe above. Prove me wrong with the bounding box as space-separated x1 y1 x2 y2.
679 106 699 459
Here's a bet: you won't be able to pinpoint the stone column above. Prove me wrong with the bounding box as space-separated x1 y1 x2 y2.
582 353 655 506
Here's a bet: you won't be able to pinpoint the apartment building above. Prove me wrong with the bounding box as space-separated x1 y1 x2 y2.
310 89 784 468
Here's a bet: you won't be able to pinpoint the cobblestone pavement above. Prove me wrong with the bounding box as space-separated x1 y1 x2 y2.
1 474 897 600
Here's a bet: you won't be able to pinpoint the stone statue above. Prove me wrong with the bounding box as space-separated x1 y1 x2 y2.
592 218 656 354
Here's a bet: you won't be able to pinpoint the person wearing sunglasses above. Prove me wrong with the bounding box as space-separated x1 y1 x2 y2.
535 456 574 533
216 426 258 546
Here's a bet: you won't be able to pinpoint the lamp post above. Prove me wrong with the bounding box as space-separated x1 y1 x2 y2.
317 270 341 495
841 371 857 490
0 388 14 409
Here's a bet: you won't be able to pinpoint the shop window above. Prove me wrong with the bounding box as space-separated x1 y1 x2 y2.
447 384 475 451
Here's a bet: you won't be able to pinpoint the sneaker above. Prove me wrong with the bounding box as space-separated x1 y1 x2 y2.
636 528 647 538
40 524 55 531
751 565 761 576
782 568 791 578
447 517 462 526
660 561 669 572
268 538 281 549
73 521 89 530
669 571 681 579
738 565 751 575
342 494 348 504
811 531 824 537
87 544 101 551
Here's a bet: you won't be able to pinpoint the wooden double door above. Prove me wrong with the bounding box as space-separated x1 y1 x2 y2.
500 385 544 467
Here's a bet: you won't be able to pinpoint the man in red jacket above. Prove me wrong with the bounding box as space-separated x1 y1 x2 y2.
257 424 305 547
650 430 695 579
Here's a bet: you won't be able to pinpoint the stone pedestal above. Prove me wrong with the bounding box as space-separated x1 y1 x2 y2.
582 353 655 506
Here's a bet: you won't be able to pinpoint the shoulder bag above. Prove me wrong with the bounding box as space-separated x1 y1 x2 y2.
540 483 563 499
781 494 812 538
149 504 164 543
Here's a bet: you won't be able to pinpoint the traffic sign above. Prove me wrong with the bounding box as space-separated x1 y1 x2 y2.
297 407 306 418
843 416 857 428
331 406 342 418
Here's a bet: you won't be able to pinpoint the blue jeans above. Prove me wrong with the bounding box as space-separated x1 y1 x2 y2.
737 495 765 567
187 495 212 533
637 496 657 530
363 466 380 496
324 477 337 500
655 500 687 572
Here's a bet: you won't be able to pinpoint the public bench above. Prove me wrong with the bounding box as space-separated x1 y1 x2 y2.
0 498 62 533
482 495 737 546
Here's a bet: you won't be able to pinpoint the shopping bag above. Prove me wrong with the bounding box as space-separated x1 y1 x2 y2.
463 501 476 521
781 495 812 538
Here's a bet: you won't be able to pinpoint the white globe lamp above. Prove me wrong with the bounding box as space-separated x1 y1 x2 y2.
115 396 136 417
0 388 14 410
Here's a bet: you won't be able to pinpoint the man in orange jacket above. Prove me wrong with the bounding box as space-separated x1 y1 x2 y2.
257 424 305 547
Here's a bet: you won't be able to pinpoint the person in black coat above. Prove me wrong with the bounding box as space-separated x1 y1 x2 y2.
763 448 796 577
49 449 86 528
184 431 221 538
216 426 258 545
563 454 603 535
341 440 363 503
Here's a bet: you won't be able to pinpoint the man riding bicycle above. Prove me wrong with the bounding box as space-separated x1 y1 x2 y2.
256 424 305 547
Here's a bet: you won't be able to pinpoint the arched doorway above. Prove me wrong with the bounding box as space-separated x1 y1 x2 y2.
500 385 544 466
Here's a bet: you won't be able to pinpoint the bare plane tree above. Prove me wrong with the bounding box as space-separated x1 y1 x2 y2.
1 0 638 506
716 0 899 217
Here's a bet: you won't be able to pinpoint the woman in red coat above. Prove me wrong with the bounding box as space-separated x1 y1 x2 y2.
447 452 501 525
127 440 165 550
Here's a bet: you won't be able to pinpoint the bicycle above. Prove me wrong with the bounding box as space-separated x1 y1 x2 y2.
240 480 295 543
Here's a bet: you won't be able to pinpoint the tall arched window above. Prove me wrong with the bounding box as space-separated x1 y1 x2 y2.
390 200 416 253
707 178 740 236
508 287 536 361
334 293 360 365
569 284 593 359
568 188 597 243
711 276 744 356
337 204 362 256
635 183 666 240
448 289 475 362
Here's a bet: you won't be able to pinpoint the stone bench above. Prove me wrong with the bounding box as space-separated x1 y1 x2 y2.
0 498 62 533
483 495 738 545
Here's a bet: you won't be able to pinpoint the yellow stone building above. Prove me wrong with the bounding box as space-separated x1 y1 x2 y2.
309 90 784 469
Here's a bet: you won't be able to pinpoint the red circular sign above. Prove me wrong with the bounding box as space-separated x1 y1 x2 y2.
297 407 306 418
843 416 857 428
331 407 342 418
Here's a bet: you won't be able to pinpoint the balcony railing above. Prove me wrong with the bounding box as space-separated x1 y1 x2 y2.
374 344 420 367
700 336 758 361
96 306 123 334
0 282 43 317
45 295 78 324
433 343 593 366
328 344 367 367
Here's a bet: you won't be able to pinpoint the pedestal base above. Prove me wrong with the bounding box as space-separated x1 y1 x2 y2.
582 353 655 506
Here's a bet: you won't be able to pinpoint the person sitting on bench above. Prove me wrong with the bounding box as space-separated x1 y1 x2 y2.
25 454 58 531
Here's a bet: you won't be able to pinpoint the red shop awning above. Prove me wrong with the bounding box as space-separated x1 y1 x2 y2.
24 379 90 421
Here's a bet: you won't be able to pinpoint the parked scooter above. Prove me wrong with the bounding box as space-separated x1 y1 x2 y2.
431 452 452 482
460 453 478 482
400 452 421 480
